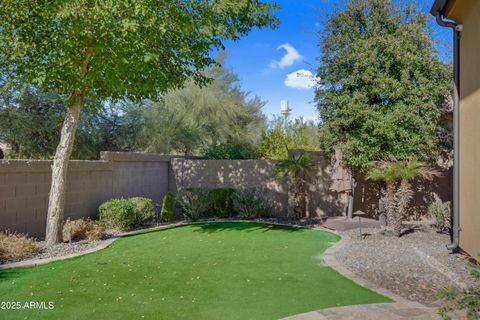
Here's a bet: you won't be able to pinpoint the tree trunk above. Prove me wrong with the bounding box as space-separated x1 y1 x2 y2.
45 94 83 245
384 184 397 235
393 180 413 237
45 47 92 245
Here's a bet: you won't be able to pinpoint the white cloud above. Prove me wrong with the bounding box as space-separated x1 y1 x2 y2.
284 69 318 90
268 43 302 69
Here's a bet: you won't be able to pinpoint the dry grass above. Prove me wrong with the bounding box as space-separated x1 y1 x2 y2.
62 218 105 242
0 231 39 262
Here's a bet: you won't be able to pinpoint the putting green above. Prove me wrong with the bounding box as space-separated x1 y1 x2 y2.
0 222 390 320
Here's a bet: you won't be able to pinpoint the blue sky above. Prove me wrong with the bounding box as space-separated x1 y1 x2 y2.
222 0 451 122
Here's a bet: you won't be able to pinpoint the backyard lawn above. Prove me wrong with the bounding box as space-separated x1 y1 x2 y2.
0 222 390 320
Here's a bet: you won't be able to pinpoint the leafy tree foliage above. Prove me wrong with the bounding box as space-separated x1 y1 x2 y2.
137 54 267 155
315 0 451 173
203 141 257 160
256 118 321 160
0 89 142 159
0 0 278 244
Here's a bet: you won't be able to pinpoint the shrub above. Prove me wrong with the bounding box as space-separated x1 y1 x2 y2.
0 231 38 262
98 197 157 231
98 198 136 231
428 201 451 233
233 189 265 219
130 197 156 226
177 188 210 221
62 218 104 242
438 255 480 319
160 192 175 222
209 188 236 218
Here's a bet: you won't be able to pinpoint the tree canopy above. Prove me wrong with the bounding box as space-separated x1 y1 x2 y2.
0 0 279 101
137 53 267 155
256 118 321 160
315 0 451 173
0 89 142 159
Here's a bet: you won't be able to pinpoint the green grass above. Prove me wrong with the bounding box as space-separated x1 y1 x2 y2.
0 222 391 319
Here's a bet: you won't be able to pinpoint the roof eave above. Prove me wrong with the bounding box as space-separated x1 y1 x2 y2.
430 0 448 16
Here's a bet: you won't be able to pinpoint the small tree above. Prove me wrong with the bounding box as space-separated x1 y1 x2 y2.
368 160 438 236
0 1 278 245
275 150 316 219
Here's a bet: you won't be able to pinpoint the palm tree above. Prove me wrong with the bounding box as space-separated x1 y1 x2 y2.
275 150 316 219
368 160 438 237
368 162 400 234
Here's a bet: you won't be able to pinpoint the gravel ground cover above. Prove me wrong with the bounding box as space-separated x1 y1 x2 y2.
335 223 475 306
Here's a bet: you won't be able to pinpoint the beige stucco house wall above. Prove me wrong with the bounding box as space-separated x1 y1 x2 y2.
439 0 480 259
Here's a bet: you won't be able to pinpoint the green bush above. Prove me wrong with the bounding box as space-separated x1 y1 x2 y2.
98 198 136 231
98 197 156 231
209 188 236 218
177 188 211 221
160 192 175 222
233 189 265 219
428 201 451 233
63 218 104 242
130 197 156 226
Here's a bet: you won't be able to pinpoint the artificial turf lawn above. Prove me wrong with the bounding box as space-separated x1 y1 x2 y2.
0 222 391 320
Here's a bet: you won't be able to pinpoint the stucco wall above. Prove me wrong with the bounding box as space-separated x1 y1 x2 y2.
454 0 480 259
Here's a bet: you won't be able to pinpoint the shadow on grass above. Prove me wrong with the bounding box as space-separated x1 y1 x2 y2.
0 267 26 283
190 221 306 234
120 221 306 239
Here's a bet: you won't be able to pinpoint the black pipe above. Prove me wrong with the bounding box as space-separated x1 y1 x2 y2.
434 13 462 252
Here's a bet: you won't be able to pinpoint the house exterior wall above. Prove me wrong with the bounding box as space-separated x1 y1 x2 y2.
444 0 480 259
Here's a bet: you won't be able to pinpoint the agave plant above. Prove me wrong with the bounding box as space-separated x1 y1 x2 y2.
275 150 316 219
368 160 438 237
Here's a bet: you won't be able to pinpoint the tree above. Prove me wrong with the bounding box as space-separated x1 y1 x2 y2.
137 53 267 155
275 151 316 219
0 89 143 160
367 160 437 236
0 1 278 244
256 118 321 160
203 141 257 160
315 0 451 173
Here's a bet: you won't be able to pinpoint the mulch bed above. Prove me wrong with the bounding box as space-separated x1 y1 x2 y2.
334 223 476 306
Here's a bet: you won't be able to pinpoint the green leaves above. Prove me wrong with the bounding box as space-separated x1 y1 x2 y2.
0 0 279 104
137 53 267 155
315 0 451 172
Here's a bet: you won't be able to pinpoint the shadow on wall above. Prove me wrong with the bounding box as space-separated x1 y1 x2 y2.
353 166 453 220
169 151 347 219
170 158 288 217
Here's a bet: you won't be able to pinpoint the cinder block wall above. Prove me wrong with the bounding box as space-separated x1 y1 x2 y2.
0 151 453 238
0 152 173 238
170 159 290 216
0 160 113 237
